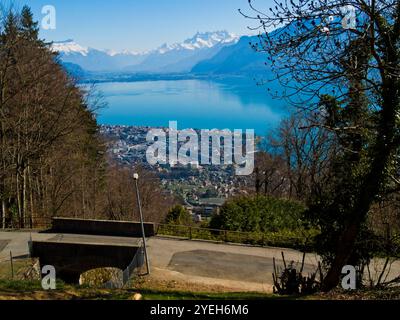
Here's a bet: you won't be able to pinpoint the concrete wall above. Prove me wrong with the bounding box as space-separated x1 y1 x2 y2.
51 217 155 237
32 241 140 283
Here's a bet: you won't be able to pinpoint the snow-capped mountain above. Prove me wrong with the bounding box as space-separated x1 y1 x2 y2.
52 39 89 56
192 35 266 75
125 31 239 73
156 31 238 53
52 39 146 72
191 26 295 76
52 31 239 73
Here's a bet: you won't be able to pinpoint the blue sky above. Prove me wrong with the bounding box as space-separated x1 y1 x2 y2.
7 0 274 52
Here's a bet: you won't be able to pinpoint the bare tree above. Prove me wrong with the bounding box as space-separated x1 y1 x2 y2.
100 163 175 224
269 111 337 201
242 0 400 290
0 6 175 230
253 152 288 197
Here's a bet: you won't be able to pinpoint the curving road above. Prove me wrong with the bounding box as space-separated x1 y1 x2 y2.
1 231 399 292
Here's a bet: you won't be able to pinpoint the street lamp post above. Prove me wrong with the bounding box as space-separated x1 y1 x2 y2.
133 173 150 275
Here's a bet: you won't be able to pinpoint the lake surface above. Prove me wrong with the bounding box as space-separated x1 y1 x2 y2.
95 77 288 135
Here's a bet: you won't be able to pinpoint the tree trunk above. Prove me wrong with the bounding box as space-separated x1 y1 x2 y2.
322 221 360 291
323 80 399 291
0 199 3 229
16 172 23 228
28 165 34 228
23 166 28 228
1 200 6 229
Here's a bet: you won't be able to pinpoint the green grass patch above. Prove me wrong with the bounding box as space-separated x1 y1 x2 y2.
0 279 43 291
139 289 282 300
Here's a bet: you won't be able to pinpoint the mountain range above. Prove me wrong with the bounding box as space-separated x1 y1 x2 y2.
53 31 244 74
191 35 266 75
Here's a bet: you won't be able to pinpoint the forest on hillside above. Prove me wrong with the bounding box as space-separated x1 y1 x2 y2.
0 6 175 229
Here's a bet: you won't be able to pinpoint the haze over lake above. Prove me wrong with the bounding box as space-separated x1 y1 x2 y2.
95 77 287 135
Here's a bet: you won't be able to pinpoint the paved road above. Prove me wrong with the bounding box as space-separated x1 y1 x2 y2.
1 231 400 292
146 237 400 291
0 232 52 261
147 237 319 290
167 249 315 283
0 232 319 283
0 240 9 253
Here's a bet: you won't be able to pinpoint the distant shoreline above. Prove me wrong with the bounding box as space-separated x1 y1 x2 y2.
77 73 254 84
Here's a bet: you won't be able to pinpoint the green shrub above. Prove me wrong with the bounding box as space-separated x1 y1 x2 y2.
210 195 308 233
156 197 320 251
165 205 192 226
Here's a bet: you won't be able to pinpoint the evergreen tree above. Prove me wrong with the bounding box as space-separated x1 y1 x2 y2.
20 6 40 43
2 11 18 44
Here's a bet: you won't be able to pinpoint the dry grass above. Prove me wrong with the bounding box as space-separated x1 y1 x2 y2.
312 287 400 300
0 258 40 281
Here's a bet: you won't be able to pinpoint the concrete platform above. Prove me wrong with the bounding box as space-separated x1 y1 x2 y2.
31 234 143 283
44 233 142 247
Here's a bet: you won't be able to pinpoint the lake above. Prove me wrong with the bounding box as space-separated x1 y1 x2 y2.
95 77 288 135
